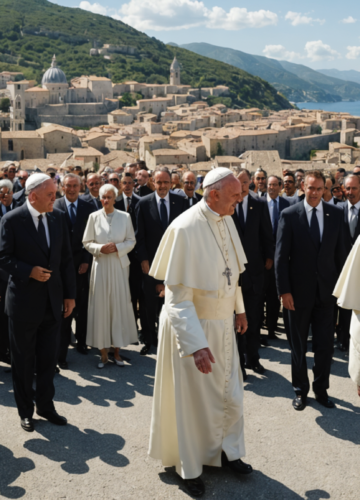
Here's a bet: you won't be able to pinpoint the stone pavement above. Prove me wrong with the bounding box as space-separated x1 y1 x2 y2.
0 328 359 500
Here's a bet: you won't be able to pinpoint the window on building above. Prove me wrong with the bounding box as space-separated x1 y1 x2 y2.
8 140 13 151
18 124 22 131
16 101 21 109
17 85 20 90
55 149 57 153
21 150 25 160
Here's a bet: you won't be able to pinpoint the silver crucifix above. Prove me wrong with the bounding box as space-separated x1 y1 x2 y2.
223 267 232 286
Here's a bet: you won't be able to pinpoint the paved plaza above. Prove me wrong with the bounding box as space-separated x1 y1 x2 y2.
0 326 359 500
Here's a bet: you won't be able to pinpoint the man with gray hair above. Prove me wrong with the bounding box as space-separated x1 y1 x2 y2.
0 173 76 433
54 173 95 365
0 179 21 216
148 168 252 497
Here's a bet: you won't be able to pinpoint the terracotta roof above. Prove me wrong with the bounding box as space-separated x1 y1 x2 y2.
72 147 104 157
25 87 49 92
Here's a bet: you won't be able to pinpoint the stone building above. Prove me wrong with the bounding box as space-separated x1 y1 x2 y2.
170 57 181 86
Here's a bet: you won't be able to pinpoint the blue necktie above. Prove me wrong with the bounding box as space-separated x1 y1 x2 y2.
237 201 245 233
272 199 279 237
69 203 76 225
160 198 168 231
310 207 321 250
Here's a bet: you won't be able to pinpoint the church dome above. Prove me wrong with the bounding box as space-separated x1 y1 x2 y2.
42 55 67 86
170 57 180 70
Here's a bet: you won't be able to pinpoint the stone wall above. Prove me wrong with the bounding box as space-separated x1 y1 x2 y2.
288 132 341 160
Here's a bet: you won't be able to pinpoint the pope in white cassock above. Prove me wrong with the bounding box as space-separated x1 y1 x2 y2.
333 235 360 399
148 168 253 497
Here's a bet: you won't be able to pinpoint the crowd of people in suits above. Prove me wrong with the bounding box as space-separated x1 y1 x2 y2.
0 158 359 432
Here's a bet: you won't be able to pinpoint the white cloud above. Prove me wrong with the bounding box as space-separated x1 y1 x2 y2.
113 1 278 32
342 16 357 24
346 46 360 59
79 1 108 16
285 11 325 26
263 45 301 61
305 40 341 61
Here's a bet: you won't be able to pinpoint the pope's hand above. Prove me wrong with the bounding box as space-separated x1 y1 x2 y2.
101 243 117 254
236 313 248 335
281 293 295 311
193 348 215 374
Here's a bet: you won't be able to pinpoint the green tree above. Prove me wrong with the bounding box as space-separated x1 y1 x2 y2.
0 97 10 112
216 142 225 156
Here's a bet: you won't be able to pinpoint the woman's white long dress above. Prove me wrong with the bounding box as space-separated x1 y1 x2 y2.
83 209 138 349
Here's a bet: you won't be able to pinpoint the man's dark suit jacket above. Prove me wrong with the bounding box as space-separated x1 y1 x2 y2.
232 191 274 294
338 201 360 256
135 192 185 265
0 204 76 322
53 197 95 269
259 196 290 241
275 200 346 308
12 188 26 206
135 185 153 197
80 193 102 210
115 192 140 229
184 192 203 210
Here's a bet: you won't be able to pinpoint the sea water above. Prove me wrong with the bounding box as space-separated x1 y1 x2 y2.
295 101 360 115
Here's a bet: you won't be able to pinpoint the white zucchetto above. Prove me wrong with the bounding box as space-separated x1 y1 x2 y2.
203 167 233 188
25 173 51 192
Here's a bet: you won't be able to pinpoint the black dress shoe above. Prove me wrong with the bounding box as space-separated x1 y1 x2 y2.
55 366 60 374
314 394 335 408
140 344 151 356
76 345 88 355
260 335 269 347
183 477 205 497
36 409 67 425
222 452 253 475
250 361 265 374
292 395 307 411
58 361 68 370
242 368 248 381
21 417 34 432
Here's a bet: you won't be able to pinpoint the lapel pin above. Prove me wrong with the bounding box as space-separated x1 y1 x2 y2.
250 207 253 210
326 214 330 216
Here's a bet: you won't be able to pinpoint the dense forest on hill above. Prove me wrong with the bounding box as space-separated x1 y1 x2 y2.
0 0 292 111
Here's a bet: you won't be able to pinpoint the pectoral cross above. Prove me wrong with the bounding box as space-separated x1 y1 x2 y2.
223 267 232 286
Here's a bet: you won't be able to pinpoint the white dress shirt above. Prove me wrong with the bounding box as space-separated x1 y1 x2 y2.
155 191 170 219
238 194 248 222
304 199 324 241
347 199 360 223
26 199 50 246
1 203 13 215
267 194 279 227
64 196 78 215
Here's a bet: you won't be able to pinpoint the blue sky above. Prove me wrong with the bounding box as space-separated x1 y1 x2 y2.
50 1 360 71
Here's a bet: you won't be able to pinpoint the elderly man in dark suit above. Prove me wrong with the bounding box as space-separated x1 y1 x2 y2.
183 171 202 209
80 173 102 209
275 170 346 411
232 169 274 377
136 167 185 355
259 176 290 342
0 179 22 215
54 173 95 367
135 169 153 197
337 174 360 352
0 174 76 432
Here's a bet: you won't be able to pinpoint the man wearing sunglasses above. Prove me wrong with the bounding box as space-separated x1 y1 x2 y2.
253 168 267 198
183 171 202 209
80 173 102 209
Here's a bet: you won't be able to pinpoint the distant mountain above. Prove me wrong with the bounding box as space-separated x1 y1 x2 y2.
181 42 360 103
0 0 291 111
318 68 360 85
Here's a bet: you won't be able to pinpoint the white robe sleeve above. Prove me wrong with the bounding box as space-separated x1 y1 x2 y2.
115 215 136 257
82 214 103 257
166 284 209 358
235 286 245 314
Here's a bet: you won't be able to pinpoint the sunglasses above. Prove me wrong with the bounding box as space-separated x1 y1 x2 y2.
88 182 101 187
18 176 27 180
256 177 266 181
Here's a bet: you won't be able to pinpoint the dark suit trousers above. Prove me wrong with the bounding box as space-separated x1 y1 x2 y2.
286 292 334 398
338 307 351 349
142 273 159 346
9 298 61 418
238 287 262 366
0 281 9 359
129 259 149 341
58 272 89 362
264 267 280 334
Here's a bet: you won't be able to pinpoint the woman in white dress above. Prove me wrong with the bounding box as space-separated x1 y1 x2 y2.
83 183 138 368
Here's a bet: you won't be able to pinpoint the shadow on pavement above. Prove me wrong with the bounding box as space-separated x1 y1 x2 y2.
159 466 311 499
0 445 35 499
24 423 129 474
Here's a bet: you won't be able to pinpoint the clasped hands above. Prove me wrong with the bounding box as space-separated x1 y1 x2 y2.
100 243 118 254
193 313 248 374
